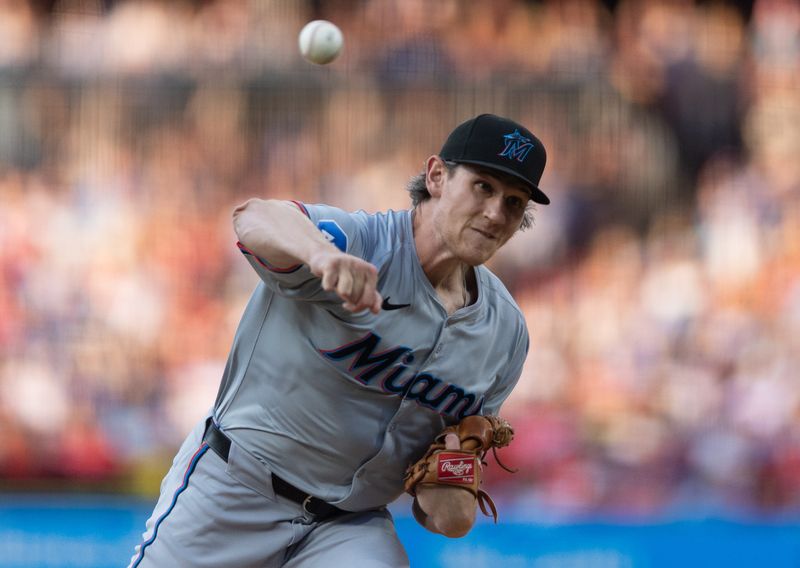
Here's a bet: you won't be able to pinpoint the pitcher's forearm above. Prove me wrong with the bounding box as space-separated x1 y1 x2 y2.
232 199 338 268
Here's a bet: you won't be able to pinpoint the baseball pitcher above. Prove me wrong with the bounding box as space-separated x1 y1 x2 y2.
129 114 550 567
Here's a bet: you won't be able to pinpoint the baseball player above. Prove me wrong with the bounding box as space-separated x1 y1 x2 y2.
129 114 550 567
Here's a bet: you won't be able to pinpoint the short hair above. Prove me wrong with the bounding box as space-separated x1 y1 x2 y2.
406 161 534 230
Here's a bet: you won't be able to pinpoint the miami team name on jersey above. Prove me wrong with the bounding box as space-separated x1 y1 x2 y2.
319 332 483 419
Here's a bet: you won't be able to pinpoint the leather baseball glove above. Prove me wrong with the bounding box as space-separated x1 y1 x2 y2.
403 415 515 537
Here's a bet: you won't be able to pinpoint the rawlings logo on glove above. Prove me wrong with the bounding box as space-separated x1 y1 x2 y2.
403 415 515 538
438 454 475 482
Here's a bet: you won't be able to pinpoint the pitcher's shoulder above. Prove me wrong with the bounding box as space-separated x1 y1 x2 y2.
478 267 526 321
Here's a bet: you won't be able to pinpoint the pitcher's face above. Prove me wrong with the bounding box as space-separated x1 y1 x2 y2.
427 160 529 266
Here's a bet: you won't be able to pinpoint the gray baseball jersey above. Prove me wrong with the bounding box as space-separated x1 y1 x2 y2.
130 201 529 567
216 202 529 511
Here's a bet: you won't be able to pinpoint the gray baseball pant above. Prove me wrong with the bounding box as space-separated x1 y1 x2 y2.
128 414 409 567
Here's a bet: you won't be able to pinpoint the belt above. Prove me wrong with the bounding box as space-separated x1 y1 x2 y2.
202 418 348 522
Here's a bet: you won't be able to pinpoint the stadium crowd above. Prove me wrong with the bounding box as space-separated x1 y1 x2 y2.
1 0 800 518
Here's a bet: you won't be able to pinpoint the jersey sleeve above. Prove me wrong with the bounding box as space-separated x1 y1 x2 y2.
237 201 372 300
481 325 529 415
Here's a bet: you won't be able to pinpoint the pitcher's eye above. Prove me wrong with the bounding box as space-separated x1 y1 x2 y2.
475 181 493 194
506 196 524 210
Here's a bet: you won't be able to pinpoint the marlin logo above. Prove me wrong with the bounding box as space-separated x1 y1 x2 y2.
498 129 533 163
319 332 484 419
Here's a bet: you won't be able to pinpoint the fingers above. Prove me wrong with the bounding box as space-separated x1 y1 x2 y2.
341 279 382 314
336 269 355 299
369 287 383 314
444 433 460 450
320 266 339 293
316 252 381 313
357 273 383 314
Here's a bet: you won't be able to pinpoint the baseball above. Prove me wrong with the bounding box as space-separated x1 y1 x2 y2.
298 20 343 65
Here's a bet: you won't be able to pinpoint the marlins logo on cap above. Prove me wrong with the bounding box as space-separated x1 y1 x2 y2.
499 130 534 163
439 114 550 205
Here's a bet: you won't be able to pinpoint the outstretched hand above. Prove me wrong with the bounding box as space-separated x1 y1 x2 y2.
309 250 383 314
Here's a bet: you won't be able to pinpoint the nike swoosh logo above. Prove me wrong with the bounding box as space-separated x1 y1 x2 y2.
382 297 411 311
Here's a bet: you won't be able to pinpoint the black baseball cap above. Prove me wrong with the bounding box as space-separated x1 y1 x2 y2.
439 114 549 205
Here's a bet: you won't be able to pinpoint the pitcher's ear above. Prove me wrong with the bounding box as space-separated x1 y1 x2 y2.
425 156 449 198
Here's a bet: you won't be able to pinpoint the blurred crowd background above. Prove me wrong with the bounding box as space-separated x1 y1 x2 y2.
1 0 799 520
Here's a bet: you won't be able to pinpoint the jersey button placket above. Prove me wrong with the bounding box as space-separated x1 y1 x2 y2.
434 326 448 357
